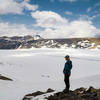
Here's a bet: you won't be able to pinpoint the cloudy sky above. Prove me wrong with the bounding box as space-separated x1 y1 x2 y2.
0 0 100 38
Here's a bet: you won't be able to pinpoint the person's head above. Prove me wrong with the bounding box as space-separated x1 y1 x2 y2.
64 55 70 61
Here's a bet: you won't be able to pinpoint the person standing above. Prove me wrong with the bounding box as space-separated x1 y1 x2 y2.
63 55 72 93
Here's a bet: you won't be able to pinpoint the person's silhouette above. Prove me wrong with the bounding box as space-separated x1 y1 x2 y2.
63 55 72 93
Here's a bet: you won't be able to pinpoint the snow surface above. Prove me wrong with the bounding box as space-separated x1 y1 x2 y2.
0 48 100 100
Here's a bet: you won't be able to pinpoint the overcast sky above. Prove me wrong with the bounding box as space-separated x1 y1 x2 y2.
0 0 100 38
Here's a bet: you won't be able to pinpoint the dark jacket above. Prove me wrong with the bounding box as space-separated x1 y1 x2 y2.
63 60 72 75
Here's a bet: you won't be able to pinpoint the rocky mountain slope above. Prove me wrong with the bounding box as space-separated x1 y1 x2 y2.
0 35 100 49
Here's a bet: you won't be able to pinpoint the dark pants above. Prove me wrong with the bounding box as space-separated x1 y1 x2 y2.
64 74 70 90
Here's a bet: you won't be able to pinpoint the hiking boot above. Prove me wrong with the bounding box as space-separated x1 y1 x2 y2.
63 88 69 93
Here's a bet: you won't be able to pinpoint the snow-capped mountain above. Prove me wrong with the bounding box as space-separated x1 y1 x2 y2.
0 35 100 49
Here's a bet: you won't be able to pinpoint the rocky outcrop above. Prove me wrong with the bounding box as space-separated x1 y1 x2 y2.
22 87 100 100
22 88 55 100
47 87 100 100
0 35 42 49
0 35 100 49
0 74 12 81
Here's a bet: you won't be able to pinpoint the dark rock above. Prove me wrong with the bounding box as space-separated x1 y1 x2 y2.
87 86 97 93
0 75 12 81
26 91 44 97
22 88 55 100
22 91 45 100
46 87 100 100
46 88 55 93
22 86 100 100
74 87 86 95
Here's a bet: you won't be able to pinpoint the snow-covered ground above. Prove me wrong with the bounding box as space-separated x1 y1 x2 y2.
0 48 100 100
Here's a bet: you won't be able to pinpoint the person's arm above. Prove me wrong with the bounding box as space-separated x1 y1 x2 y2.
63 63 66 74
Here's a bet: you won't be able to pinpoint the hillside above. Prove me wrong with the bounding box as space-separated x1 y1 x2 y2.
0 35 100 49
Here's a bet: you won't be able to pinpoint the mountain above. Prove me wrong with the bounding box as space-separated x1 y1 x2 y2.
0 35 100 49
